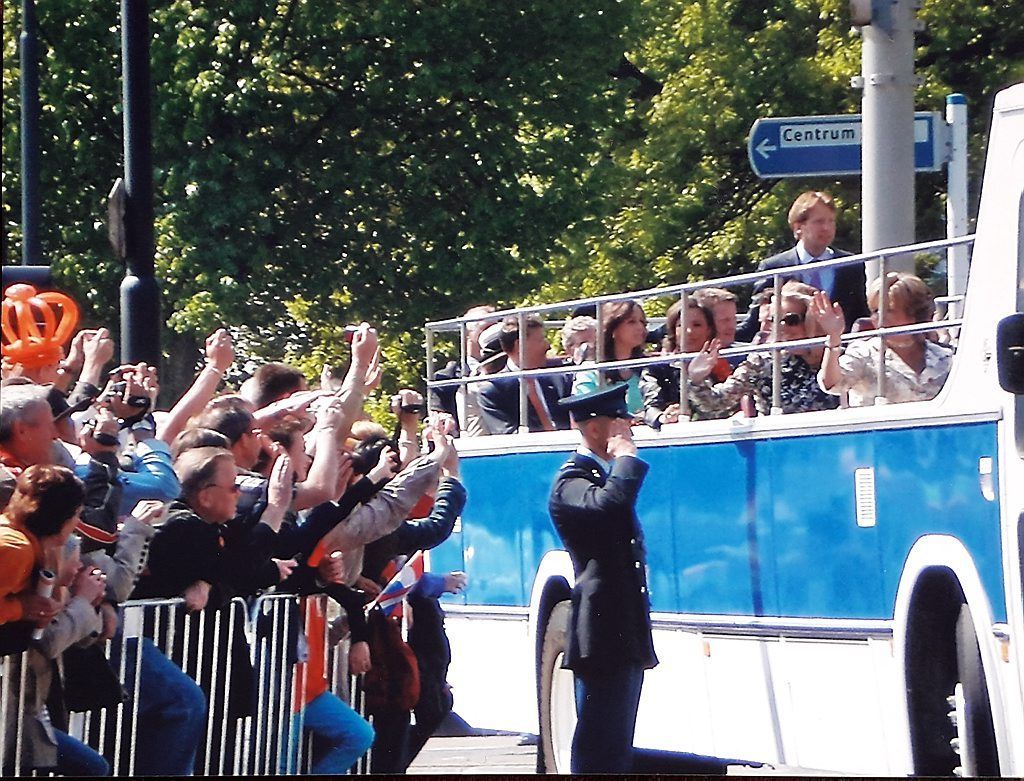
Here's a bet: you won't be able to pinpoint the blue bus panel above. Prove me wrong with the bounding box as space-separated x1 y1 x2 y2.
434 420 1005 624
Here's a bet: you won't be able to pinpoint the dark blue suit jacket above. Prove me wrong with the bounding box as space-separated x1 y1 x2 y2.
548 452 658 674
736 247 869 343
477 366 571 434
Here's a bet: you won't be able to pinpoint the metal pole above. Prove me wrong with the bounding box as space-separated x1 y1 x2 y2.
860 0 917 282
120 0 161 365
945 93 969 317
19 0 42 266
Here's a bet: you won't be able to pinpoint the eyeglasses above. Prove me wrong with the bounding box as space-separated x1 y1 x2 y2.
203 482 241 494
765 313 805 327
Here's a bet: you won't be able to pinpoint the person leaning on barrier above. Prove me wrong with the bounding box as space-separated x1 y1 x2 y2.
692 287 749 367
429 304 498 435
736 190 868 343
477 314 571 434
571 300 649 419
358 415 467 773
547 384 658 774
686 289 839 417
560 315 598 365
814 272 953 406
0 465 110 776
639 298 726 427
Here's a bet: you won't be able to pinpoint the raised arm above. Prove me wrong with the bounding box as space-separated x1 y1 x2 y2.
158 328 234 444
813 291 847 392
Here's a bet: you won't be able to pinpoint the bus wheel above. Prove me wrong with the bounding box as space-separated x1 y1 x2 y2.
948 604 1000 776
538 600 576 774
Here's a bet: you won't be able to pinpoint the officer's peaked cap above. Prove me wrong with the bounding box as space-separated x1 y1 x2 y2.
557 383 631 421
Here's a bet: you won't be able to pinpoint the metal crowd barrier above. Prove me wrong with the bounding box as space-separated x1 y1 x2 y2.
1 592 369 777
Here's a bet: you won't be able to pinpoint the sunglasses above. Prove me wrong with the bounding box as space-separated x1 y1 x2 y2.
765 313 805 327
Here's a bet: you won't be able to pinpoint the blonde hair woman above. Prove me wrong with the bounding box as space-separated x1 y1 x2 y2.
814 272 952 405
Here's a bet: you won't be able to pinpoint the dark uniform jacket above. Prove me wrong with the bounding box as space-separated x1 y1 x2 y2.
548 452 658 674
736 247 869 342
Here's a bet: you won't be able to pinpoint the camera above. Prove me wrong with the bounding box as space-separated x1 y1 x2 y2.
400 403 425 414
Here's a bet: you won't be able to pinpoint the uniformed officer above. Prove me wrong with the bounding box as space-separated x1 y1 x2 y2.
548 383 658 773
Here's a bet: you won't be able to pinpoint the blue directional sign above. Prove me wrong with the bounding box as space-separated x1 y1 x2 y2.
747 112 947 178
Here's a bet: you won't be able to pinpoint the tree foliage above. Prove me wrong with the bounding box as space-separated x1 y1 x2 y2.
537 0 1024 306
3 0 1020 393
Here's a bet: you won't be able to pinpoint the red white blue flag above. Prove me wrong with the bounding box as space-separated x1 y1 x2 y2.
370 550 425 618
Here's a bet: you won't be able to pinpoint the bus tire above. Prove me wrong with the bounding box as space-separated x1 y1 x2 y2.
538 600 575 774
951 603 1000 776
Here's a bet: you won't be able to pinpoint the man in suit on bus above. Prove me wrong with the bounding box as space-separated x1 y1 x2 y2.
736 190 869 342
477 315 571 434
547 383 658 773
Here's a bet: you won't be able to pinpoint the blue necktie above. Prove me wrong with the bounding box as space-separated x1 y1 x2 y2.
801 260 823 292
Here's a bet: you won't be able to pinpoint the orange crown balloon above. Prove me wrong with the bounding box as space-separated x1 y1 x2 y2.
1 284 80 369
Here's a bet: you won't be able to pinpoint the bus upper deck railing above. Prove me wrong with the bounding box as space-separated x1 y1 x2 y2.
1 593 368 777
425 234 974 424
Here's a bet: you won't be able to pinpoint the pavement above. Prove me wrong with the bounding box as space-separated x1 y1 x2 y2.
408 734 538 775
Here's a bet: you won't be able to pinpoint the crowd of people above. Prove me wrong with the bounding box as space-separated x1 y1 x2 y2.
1 320 466 776
0 188 956 776
432 190 955 435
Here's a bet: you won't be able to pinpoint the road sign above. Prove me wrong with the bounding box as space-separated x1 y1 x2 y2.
747 112 947 178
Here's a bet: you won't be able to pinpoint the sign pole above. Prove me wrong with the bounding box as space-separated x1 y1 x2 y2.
859 0 918 281
945 93 969 318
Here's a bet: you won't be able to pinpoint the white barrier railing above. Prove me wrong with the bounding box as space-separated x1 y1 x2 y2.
1 592 368 776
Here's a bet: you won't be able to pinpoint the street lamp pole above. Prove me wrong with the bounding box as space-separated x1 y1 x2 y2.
20 0 42 267
119 0 161 366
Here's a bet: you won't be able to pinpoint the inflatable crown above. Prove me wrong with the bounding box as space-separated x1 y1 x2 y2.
1 284 80 369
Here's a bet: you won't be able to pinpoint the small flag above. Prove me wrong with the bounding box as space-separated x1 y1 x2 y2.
369 550 425 618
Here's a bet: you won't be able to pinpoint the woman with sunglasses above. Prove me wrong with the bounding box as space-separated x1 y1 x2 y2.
686 289 839 417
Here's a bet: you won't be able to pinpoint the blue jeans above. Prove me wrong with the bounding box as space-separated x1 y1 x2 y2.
55 730 110 776
285 692 374 775
572 664 644 773
112 637 208 776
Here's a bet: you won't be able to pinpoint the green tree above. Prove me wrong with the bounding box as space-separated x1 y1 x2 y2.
4 0 637 392
538 0 1023 309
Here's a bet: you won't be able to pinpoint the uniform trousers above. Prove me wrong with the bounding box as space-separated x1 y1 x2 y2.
571 663 644 773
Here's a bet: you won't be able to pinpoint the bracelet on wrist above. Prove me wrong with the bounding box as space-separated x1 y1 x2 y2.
204 363 226 377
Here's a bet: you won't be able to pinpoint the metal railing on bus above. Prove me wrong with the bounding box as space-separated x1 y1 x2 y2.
425 235 974 427
1 592 370 777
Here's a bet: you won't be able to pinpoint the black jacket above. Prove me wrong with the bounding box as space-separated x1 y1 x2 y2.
736 247 869 342
477 368 571 435
548 453 658 674
131 500 238 607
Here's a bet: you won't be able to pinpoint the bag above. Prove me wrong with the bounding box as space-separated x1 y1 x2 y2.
60 644 128 713
362 607 420 714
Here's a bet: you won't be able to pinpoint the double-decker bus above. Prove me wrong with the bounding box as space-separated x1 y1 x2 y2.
424 82 1024 776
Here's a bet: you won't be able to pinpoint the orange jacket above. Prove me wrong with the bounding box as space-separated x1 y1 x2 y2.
0 520 43 624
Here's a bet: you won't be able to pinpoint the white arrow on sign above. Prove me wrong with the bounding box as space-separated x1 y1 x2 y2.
756 138 777 159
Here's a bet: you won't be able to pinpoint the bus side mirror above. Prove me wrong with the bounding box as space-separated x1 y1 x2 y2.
997 314 1024 393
